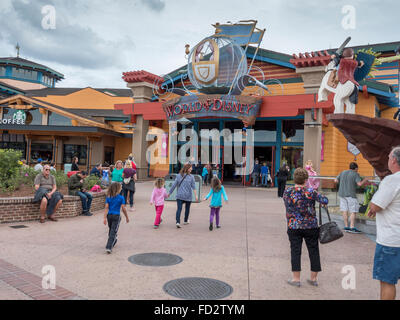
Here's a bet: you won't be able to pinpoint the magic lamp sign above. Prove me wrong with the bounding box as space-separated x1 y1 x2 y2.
1 110 26 125
163 95 261 126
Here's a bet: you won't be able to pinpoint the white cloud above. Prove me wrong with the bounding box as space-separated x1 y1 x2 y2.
0 0 398 88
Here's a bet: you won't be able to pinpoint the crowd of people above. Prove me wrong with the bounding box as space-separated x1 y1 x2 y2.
281 148 400 300
25 146 400 300
31 153 138 222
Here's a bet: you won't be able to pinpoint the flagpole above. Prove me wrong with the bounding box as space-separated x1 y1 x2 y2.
247 28 266 74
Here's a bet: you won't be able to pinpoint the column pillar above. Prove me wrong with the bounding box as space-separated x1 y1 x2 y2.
132 115 149 179
294 65 326 176
303 108 323 174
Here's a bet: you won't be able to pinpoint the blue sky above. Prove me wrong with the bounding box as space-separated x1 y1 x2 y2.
0 0 398 88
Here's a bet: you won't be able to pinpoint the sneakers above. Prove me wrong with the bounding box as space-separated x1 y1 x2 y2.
209 223 213 231
153 225 159 229
216 226 221 229
348 227 362 234
106 249 112 254
82 211 93 216
176 223 181 228
344 227 351 232
184 221 189 225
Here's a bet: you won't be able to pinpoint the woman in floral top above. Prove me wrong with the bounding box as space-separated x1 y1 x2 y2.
283 168 328 287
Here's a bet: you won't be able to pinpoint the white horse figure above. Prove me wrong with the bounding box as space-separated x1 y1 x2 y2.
318 59 356 114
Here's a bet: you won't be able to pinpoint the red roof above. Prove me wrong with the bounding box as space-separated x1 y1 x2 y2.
122 70 164 85
290 51 331 68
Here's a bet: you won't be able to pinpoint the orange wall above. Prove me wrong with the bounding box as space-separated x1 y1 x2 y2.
148 120 170 178
381 105 397 119
114 137 132 162
34 88 133 109
320 95 377 178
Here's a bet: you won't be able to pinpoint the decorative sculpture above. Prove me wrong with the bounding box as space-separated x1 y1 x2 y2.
318 38 376 114
377 46 400 121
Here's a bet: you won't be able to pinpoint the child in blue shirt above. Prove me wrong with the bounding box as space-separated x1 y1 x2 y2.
204 176 228 231
103 182 129 253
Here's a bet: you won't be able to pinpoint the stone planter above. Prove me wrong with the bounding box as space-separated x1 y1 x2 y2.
0 191 106 224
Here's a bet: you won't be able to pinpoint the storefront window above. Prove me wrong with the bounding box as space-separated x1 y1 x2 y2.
281 146 303 180
253 120 277 142
282 120 304 143
0 134 26 159
104 147 114 166
48 111 72 126
31 143 53 162
0 67 6 77
63 144 87 165
2 108 42 125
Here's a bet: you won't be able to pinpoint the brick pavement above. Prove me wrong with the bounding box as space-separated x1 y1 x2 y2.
0 259 82 300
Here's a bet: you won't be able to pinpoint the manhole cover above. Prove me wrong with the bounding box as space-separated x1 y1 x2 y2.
9 225 28 229
128 253 183 267
163 277 233 300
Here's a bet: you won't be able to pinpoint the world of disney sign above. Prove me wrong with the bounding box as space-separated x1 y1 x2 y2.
163 94 261 126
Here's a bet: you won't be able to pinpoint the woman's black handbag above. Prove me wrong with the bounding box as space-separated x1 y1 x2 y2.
318 204 344 244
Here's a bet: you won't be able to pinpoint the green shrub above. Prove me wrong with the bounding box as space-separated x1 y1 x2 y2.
20 167 38 187
84 175 103 191
54 170 68 188
0 149 22 191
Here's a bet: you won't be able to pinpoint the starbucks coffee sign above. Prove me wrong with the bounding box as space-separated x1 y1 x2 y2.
1 110 26 125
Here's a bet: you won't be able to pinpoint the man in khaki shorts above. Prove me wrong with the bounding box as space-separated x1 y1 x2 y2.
335 162 369 233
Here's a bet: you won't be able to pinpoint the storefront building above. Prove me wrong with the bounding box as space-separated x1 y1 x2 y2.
115 40 400 184
0 56 134 171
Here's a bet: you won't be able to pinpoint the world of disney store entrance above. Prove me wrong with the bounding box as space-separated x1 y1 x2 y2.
169 117 304 186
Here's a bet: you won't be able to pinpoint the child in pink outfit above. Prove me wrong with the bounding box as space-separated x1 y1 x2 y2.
150 178 169 229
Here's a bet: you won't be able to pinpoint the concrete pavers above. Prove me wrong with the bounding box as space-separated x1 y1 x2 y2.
0 181 380 300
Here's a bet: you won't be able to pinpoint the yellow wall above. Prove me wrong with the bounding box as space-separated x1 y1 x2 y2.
320 94 377 178
34 88 133 109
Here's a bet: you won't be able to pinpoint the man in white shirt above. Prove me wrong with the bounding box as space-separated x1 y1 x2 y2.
34 158 43 171
368 146 400 300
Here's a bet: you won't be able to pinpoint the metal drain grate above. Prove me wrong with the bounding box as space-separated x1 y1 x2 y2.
163 277 233 300
9 225 28 229
128 253 183 267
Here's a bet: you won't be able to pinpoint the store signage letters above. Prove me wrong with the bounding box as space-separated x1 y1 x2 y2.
163 95 261 124
0 118 26 125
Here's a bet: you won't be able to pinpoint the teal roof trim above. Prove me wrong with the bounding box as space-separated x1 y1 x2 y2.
0 58 64 79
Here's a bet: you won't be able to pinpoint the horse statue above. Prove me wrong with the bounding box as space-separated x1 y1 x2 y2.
318 37 375 114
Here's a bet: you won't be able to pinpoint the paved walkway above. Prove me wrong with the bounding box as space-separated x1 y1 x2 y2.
0 181 381 300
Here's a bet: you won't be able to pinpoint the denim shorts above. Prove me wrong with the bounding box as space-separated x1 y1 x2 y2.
373 243 400 285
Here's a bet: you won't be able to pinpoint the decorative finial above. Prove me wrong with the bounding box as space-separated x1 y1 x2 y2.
15 43 20 57
185 44 190 55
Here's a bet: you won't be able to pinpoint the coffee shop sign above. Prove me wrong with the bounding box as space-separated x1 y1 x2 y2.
1 110 26 125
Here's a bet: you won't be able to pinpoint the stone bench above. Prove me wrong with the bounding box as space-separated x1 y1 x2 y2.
0 191 106 224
